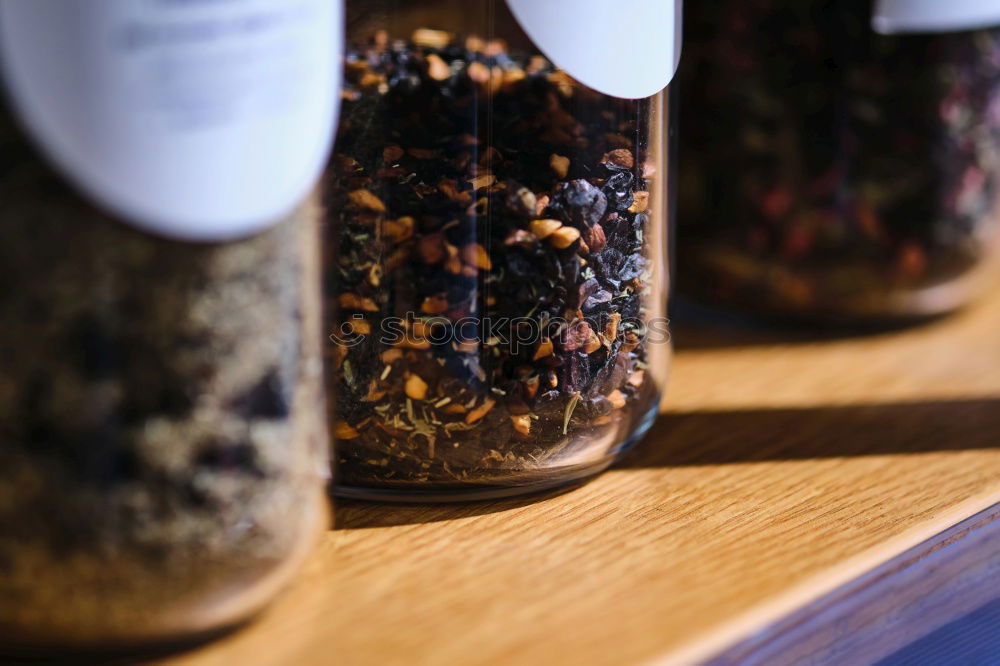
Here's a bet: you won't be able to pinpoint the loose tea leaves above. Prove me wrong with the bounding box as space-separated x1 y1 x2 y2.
680 1 1000 319
326 30 662 490
0 99 327 640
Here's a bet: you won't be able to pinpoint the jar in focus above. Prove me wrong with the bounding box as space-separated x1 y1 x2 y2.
0 0 339 650
326 0 678 500
679 1 1000 323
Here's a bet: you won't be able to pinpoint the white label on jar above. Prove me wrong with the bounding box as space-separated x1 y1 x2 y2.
505 0 681 99
0 0 342 242
874 0 1000 34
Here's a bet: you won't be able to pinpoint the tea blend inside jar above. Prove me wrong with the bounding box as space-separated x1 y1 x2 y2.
680 0 1000 322
326 0 677 500
0 0 340 649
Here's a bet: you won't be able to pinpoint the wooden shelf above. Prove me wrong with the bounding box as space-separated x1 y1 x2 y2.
168 292 1000 665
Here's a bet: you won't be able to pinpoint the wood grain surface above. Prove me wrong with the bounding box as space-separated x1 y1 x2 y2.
164 293 1000 666
709 504 1000 665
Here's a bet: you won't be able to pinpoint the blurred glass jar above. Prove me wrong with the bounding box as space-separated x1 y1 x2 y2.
0 0 339 650
679 1 1000 322
326 0 679 500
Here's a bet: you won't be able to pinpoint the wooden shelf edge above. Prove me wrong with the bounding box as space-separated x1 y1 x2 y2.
663 488 1000 665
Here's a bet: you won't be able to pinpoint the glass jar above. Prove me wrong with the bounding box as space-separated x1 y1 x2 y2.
326 0 678 500
679 1 1000 322
0 0 338 650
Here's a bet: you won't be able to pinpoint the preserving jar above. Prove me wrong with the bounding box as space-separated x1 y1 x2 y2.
0 0 339 650
679 0 1000 322
326 0 679 500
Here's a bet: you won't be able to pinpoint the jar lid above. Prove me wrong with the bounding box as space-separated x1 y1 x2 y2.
874 0 1000 34
506 0 681 99
0 0 342 242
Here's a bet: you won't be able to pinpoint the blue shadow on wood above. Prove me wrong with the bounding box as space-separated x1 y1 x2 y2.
877 598 1000 666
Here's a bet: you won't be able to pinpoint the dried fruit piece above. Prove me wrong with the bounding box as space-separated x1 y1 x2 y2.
604 313 622 341
619 331 639 353
336 422 360 440
468 61 490 84
467 174 497 190
421 294 450 315
550 154 570 178
607 390 627 409
443 242 463 274
382 216 415 243
534 194 550 217
533 338 554 360
405 374 429 400
582 333 602 354
438 178 472 204
510 414 531 436
465 398 496 424
412 28 451 49
503 68 527 87
363 379 387 402
380 349 403 364
627 370 645 388
339 293 379 312
522 376 540 401
549 226 581 249
348 319 371 335
426 53 450 81
627 191 650 214
465 35 486 52
359 71 386 90
461 243 492 270
530 218 563 239
348 190 387 213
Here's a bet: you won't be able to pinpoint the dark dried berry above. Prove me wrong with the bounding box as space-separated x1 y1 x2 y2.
560 321 595 352
603 171 634 212
574 278 600 308
549 179 607 229
583 289 613 310
232 369 290 419
583 223 607 253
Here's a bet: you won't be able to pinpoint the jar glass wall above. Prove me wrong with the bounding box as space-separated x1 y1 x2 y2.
0 1 335 650
326 0 674 500
0 105 329 651
679 1 1000 322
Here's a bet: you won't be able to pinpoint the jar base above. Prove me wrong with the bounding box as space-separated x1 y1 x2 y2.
0 491 330 656
333 400 660 503
334 463 609 503
677 240 1000 326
